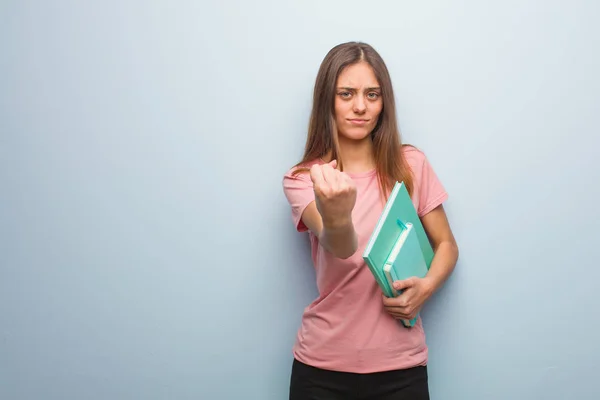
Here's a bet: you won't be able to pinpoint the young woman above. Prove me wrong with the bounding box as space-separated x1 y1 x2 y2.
282 42 459 399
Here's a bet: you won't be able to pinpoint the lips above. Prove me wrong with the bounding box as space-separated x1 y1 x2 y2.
347 119 369 125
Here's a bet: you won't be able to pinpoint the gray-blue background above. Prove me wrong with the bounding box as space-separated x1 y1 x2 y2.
2 1 599 399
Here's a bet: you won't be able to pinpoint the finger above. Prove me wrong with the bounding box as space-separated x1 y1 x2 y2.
328 159 338 169
385 305 408 314
332 169 344 189
382 294 397 306
309 165 325 188
382 293 409 308
385 307 406 319
390 305 420 320
391 306 415 318
389 312 413 320
393 277 416 292
339 172 356 191
321 163 339 186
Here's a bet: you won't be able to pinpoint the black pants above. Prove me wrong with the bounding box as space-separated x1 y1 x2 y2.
289 359 430 400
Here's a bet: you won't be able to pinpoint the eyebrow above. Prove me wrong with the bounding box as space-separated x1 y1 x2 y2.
338 86 381 91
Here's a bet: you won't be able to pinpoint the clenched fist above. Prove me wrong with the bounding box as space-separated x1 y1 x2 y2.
309 160 357 229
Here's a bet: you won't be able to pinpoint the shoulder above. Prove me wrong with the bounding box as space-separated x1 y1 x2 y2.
281 159 322 204
282 159 322 184
401 144 426 164
401 144 448 215
281 160 321 232
400 144 430 176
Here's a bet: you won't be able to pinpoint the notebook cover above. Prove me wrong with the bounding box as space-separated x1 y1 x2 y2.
363 181 434 273
384 223 429 327
386 223 429 285
362 181 435 325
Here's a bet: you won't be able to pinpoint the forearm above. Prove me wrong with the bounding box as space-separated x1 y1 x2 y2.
423 240 459 294
319 218 358 259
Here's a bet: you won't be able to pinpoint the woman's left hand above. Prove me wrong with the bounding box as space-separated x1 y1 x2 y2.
382 277 435 321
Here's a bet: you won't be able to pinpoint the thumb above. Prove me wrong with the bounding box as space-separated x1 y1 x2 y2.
328 159 338 169
393 277 416 291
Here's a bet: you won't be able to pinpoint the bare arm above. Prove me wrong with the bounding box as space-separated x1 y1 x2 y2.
383 203 459 321
298 160 358 259
421 204 459 294
300 202 358 259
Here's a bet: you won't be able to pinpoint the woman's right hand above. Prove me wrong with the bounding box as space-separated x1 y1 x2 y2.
309 160 357 229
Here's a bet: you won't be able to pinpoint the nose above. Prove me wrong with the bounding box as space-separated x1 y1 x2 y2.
353 96 366 114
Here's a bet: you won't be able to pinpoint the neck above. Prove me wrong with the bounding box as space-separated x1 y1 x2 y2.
334 135 375 174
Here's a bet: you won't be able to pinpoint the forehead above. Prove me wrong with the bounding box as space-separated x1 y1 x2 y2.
336 62 379 87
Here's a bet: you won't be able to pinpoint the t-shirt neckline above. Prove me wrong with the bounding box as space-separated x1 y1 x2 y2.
317 158 377 179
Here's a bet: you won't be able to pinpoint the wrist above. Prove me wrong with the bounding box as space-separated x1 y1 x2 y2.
319 216 357 259
322 215 353 231
422 276 438 297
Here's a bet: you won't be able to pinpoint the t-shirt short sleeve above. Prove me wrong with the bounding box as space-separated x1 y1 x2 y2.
407 147 449 217
282 168 315 232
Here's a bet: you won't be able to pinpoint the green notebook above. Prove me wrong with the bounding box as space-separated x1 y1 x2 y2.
362 181 434 327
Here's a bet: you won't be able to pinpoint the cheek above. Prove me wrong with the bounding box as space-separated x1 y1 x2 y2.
368 104 383 125
371 101 383 117
334 100 347 119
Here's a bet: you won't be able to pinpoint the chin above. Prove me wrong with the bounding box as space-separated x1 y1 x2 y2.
338 127 373 142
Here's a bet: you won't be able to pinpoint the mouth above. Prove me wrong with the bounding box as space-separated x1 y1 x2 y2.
347 119 370 125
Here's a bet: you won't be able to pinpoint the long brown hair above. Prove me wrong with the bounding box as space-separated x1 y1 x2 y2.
293 41 414 199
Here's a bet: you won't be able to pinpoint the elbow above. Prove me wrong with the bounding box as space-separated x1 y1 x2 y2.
326 237 358 260
448 239 459 265
452 238 459 259
319 224 359 260
436 238 459 264
334 237 359 260
335 248 358 260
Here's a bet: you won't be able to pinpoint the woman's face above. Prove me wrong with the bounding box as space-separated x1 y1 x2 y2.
334 61 383 142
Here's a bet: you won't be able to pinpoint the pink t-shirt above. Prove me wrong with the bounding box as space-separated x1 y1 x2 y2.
282 146 448 373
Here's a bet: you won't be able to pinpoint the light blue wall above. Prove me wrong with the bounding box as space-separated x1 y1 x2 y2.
2 1 599 399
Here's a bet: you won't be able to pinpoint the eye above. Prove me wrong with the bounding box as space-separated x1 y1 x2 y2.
367 92 380 100
338 91 352 99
